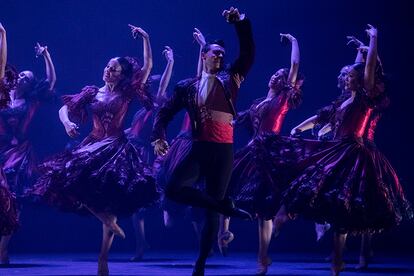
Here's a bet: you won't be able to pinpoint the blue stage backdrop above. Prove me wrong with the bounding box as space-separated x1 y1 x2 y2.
1 0 412 254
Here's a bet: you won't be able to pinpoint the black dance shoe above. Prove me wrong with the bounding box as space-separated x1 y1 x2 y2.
220 198 253 220
192 261 205 276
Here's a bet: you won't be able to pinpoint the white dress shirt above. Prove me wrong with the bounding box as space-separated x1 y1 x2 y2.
198 71 216 106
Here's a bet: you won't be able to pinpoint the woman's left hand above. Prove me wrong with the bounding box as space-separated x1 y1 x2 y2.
280 33 296 43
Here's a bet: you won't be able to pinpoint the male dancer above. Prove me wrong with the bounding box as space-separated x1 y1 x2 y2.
152 6 254 276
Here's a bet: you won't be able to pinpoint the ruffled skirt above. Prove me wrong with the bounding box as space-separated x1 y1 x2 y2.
229 133 312 219
0 169 19 235
283 137 413 233
30 135 159 216
1 141 36 198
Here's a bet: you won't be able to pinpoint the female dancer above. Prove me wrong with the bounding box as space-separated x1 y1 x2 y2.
30 25 159 275
127 45 174 261
0 23 19 262
0 22 56 264
224 33 303 275
279 25 412 275
309 35 385 269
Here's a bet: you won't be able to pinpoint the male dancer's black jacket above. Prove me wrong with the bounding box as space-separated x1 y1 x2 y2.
151 18 254 142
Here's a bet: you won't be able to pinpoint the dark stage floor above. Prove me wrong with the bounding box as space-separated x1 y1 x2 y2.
0 251 413 275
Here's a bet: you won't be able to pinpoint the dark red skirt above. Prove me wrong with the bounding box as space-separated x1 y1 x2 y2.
0 170 19 235
29 135 159 216
283 137 413 233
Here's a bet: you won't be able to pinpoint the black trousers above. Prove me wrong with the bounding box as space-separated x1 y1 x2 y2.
165 141 233 264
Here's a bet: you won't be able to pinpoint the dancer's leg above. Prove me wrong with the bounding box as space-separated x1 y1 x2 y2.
331 231 347 276
165 145 216 210
356 233 372 269
273 205 290 237
0 208 20 264
131 211 147 261
0 235 11 264
257 218 273 275
86 207 125 239
193 143 233 276
98 224 115 276
166 143 250 219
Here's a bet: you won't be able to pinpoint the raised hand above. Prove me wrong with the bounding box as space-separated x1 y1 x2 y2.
63 121 79 138
128 24 149 39
162 46 174 62
193 28 206 47
365 24 378 38
346 36 364 47
34 42 48 57
280 33 297 43
222 7 245 23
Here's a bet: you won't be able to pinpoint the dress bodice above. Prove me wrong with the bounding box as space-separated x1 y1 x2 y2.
0 80 51 145
257 94 290 135
238 87 301 139
0 100 41 146
64 85 151 140
90 92 131 139
332 92 386 141
0 102 29 138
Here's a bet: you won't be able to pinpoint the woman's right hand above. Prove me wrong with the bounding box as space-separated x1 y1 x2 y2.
163 46 174 62
34 42 48 57
346 36 364 48
63 121 79 138
128 24 149 39
365 24 378 38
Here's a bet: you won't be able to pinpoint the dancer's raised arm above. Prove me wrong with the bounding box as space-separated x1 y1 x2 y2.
157 46 174 100
35 42 56 90
128 25 153 85
347 34 384 78
222 7 255 78
364 24 378 95
347 36 366 63
280 33 300 85
0 22 7 79
193 28 206 77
